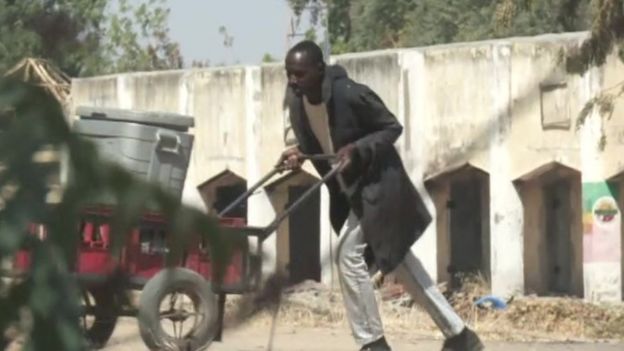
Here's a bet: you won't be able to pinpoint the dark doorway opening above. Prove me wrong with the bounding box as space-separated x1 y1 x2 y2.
214 183 247 219
197 170 247 220
448 175 486 287
425 163 490 290
543 179 573 294
516 162 582 297
287 185 321 284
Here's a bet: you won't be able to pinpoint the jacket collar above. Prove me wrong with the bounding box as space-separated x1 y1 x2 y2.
321 64 348 104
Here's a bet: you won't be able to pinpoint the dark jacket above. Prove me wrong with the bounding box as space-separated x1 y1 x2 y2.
287 65 432 274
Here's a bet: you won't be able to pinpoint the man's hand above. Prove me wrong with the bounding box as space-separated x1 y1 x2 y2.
335 143 356 171
278 146 304 170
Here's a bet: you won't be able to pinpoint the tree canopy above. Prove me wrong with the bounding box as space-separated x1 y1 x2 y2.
286 0 597 54
0 0 183 77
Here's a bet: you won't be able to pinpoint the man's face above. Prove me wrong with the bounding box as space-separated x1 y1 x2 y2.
285 51 323 97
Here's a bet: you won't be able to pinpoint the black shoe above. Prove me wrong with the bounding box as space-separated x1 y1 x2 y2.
442 328 484 351
360 336 392 351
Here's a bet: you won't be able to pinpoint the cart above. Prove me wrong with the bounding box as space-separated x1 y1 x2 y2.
8 154 341 350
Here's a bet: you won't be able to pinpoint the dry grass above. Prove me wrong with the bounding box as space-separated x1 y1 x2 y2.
439 275 624 342
224 275 624 343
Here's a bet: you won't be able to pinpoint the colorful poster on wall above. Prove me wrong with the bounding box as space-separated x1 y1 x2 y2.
582 182 621 263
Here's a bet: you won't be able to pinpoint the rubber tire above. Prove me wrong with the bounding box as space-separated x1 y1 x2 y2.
81 287 118 349
138 268 218 351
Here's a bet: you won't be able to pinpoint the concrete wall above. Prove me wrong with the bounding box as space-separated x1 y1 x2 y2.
333 51 401 121
71 32 624 302
413 44 493 175
429 182 451 284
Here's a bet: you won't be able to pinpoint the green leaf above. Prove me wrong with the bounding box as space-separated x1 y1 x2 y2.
0 77 226 350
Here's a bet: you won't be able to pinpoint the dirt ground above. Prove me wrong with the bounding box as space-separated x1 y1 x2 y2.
104 318 624 351
99 278 624 351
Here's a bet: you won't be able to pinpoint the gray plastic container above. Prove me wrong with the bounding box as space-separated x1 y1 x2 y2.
74 106 195 201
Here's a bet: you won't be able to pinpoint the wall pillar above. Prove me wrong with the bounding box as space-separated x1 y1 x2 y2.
489 44 524 298
320 186 336 288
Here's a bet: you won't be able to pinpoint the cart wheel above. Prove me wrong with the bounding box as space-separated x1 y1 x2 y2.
138 268 218 351
80 287 118 349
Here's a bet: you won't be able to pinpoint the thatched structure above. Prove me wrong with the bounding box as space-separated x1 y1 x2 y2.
3 58 71 111
2 58 71 204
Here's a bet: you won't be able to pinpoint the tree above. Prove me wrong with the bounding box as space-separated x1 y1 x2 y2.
495 0 591 38
191 59 212 68
288 0 352 52
101 0 183 75
0 0 107 76
218 25 237 65
497 0 624 150
565 0 621 74
287 1 616 62
286 0 593 53
262 53 278 63
218 25 235 49
349 0 416 50
0 0 183 77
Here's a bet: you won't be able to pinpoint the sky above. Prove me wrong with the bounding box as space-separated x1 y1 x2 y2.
166 0 296 66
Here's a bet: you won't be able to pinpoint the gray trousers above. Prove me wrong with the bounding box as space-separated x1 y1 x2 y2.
336 212 465 346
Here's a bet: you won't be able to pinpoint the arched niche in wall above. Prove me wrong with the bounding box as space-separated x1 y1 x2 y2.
425 162 491 290
514 161 582 297
196 169 247 220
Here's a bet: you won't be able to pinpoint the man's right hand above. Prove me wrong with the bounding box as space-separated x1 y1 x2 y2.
278 146 304 170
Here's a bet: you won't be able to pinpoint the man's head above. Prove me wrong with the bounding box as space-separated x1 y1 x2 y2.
285 40 325 98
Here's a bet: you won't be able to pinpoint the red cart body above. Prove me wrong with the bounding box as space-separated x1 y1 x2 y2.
6 155 339 351
12 206 251 293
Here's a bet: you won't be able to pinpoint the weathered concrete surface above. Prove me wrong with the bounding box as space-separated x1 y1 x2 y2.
332 50 401 121
71 75 119 109
124 71 184 112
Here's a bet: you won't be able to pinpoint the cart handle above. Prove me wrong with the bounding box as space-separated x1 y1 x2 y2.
262 163 341 237
217 154 337 218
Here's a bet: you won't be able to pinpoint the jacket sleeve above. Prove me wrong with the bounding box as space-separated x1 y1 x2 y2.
348 85 403 167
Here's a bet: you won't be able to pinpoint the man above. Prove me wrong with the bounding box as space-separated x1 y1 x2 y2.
279 40 484 351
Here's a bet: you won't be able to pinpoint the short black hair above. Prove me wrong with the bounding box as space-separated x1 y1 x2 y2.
288 40 325 65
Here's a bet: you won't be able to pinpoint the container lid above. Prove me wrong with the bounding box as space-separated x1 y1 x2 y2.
76 106 195 131
74 119 194 147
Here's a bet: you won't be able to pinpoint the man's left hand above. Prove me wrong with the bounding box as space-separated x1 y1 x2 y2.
335 143 356 171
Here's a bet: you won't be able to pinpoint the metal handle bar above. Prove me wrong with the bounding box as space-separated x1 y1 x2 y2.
217 154 337 218
299 154 336 162
262 163 340 236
